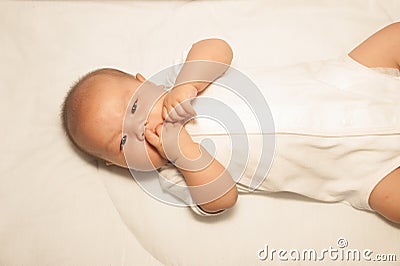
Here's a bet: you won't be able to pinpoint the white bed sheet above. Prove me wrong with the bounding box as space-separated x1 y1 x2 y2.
1 1 399 265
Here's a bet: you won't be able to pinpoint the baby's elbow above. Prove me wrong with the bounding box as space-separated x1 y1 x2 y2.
199 185 238 213
216 39 233 64
214 38 233 59
225 185 239 208
196 38 233 65
219 185 238 210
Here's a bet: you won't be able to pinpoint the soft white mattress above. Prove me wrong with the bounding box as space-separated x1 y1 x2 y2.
1 1 399 265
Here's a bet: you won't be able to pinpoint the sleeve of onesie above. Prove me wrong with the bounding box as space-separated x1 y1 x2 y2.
157 163 228 217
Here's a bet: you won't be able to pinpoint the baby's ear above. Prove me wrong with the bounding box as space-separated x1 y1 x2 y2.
136 73 146 82
105 161 113 166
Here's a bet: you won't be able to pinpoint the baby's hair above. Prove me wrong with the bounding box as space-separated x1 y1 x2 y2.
60 68 135 161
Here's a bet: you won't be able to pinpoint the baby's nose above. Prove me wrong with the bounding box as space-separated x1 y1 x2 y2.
136 122 146 141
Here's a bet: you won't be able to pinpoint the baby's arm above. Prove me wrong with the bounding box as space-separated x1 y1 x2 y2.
349 22 400 70
148 39 237 213
145 123 238 213
176 38 233 92
176 142 238 213
163 39 233 121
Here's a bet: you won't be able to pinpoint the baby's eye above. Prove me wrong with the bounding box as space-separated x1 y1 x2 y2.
131 99 138 114
120 135 127 151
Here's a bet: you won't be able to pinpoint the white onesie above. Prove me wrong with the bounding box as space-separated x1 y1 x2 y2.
158 50 400 216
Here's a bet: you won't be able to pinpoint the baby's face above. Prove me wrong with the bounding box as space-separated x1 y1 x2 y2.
72 74 167 169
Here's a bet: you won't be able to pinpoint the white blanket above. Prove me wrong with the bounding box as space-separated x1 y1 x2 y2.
1 1 399 265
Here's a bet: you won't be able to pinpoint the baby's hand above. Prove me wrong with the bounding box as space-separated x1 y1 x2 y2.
163 84 197 122
144 121 196 164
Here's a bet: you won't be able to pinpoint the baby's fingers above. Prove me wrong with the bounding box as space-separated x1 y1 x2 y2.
144 128 159 148
166 103 188 122
162 106 168 121
155 123 163 137
180 100 196 118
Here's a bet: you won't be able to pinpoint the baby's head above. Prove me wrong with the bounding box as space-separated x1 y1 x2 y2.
61 68 167 169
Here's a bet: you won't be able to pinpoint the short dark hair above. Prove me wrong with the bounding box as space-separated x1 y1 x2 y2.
60 68 135 161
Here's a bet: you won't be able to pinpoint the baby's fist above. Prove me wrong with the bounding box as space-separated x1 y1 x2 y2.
163 84 197 122
144 121 196 166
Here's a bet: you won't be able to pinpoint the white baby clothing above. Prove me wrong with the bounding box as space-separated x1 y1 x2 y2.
158 49 400 216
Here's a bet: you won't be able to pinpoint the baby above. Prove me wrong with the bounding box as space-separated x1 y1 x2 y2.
62 39 238 214
62 23 400 223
